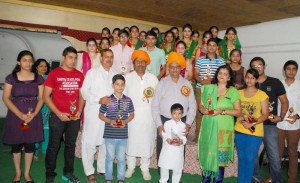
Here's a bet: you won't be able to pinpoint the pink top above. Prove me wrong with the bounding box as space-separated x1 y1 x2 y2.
110 42 134 75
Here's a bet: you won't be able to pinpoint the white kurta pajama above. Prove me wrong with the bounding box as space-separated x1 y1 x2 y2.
158 119 187 183
124 71 158 171
80 65 117 176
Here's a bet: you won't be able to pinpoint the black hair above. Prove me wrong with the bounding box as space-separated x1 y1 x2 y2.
209 25 220 32
100 48 113 57
124 27 130 31
182 23 192 31
171 103 184 113
245 69 259 88
118 29 129 37
207 38 218 45
283 60 298 70
139 31 146 36
225 27 237 35
164 30 174 39
99 37 111 47
86 37 97 46
112 28 120 34
130 25 139 32
212 65 234 88
32 58 50 75
145 30 157 39
176 40 187 49
203 31 213 39
170 26 179 32
62 46 77 56
151 27 160 34
102 27 111 35
12 50 34 75
192 30 200 37
249 57 265 68
112 74 125 84
229 49 242 57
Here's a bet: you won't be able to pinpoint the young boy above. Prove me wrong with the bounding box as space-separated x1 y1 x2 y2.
158 103 187 183
99 74 135 183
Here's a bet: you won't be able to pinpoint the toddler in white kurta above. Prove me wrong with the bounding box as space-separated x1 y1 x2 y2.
158 103 187 183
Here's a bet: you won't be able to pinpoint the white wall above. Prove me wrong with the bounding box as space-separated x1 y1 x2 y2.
219 17 300 80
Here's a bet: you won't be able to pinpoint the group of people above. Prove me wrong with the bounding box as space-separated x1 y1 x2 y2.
2 23 299 183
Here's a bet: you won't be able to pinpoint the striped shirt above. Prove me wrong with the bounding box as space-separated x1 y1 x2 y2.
100 94 134 139
195 54 225 88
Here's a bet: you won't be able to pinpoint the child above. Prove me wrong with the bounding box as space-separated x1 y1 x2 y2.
99 74 135 183
158 103 187 183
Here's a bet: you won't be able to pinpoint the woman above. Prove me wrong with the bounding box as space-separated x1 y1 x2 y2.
229 49 246 89
178 24 197 60
218 27 242 64
235 69 269 183
127 25 144 50
160 30 175 61
170 26 180 42
110 28 120 47
175 41 193 81
209 26 222 44
32 59 51 160
98 37 111 53
195 31 213 61
2 50 44 183
192 30 200 46
76 38 101 76
139 31 146 42
198 65 241 183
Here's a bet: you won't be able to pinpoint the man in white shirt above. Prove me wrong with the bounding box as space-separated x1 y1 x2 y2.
277 60 300 183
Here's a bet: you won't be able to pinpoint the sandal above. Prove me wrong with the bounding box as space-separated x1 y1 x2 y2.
105 180 112 183
87 174 97 183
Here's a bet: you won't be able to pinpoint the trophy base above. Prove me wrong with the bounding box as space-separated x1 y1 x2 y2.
115 120 123 128
268 114 274 119
19 123 30 131
207 110 214 115
69 114 78 120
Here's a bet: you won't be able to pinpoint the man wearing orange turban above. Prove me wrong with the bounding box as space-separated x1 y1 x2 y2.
167 52 186 69
131 50 151 65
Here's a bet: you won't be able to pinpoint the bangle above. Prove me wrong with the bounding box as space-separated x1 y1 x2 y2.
221 110 226 115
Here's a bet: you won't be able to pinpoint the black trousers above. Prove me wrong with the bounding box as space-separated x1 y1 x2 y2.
45 113 80 178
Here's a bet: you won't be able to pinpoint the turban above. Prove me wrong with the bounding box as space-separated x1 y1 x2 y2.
131 50 151 65
167 52 186 69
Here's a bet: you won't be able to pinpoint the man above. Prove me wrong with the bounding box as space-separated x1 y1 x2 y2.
110 29 134 75
152 52 197 182
277 60 300 183
43 46 85 183
140 30 166 80
124 50 158 180
194 38 225 141
80 49 117 183
250 57 289 183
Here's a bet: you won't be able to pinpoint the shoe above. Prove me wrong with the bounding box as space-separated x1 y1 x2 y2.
96 172 105 176
12 181 20 183
142 170 151 180
87 174 97 183
62 173 80 183
33 156 39 161
125 169 135 178
26 181 34 183
45 176 55 183
260 177 272 183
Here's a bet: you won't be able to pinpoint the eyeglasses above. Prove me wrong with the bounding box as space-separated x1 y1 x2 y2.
251 64 264 69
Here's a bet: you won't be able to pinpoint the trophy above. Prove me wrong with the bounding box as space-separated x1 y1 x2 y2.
171 128 180 145
115 102 127 128
207 95 214 115
286 106 294 122
69 100 77 120
268 101 275 119
203 65 211 80
247 106 256 133
19 107 33 130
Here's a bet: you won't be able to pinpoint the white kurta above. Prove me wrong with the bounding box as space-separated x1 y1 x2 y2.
158 119 187 170
80 65 117 145
125 71 158 158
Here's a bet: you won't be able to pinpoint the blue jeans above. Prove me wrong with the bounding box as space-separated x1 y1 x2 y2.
235 133 262 183
105 138 127 181
253 125 281 183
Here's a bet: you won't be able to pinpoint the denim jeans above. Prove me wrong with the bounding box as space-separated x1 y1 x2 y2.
235 133 262 183
45 113 80 178
253 125 281 183
105 138 127 181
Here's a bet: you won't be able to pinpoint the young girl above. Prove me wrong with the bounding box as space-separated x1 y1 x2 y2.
229 49 246 89
32 59 51 160
2 50 44 183
158 103 187 183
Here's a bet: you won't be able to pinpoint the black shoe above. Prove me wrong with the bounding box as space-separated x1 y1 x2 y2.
62 174 80 183
45 176 55 183
12 181 20 183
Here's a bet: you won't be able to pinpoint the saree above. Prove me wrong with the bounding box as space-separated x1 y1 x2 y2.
218 35 242 61
127 39 145 50
183 39 197 59
198 84 240 177
82 51 92 76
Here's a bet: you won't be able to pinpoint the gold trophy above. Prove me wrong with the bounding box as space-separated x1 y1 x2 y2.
207 95 214 115
69 100 77 120
268 101 275 119
203 65 211 80
115 102 127 128
19 107 33 130
247 106 256 133
171 128 180 145
286 106 294 122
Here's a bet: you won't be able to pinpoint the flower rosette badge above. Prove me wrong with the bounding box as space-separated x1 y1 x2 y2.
181 85 190 97
143 87 154 103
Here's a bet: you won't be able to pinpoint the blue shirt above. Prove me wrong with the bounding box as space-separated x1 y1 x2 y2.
100 94 134 139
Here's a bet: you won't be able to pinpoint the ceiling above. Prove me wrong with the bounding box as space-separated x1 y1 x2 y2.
21 0 300 31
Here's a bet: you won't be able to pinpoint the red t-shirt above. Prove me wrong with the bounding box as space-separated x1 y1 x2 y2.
44 67 84 114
